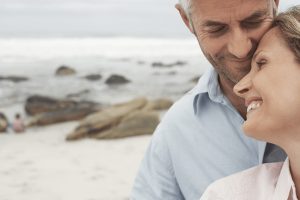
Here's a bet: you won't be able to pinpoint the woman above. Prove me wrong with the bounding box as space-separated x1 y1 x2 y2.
201 5 300 200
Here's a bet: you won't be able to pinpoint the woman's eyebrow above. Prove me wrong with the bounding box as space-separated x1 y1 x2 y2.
253 50 263 61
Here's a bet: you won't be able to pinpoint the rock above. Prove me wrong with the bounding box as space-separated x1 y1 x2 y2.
190 75 201 83
0 112 8 133
0 76 29 83
55 65 76 76
152 62 165 67
168 71 177 75
173 61 187 66
152 61 187 68
105 74 130 85
84 74 102 81
25 95 77 115
92 110 159 139
137 61 146 65
66 89 90 99
143 99 173 111
66 97 147 141
28 102 99 126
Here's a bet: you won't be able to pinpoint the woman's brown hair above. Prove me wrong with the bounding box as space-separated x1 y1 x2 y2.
274 5 300 63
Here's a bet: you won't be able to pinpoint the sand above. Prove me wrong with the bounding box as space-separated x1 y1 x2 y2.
0 121 151 200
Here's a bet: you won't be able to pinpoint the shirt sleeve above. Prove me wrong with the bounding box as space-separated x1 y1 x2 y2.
130 125 184 200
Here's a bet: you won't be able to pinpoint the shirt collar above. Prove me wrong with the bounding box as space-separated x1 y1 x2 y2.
191 67 225 104
191 67 267 163
273 158 298 200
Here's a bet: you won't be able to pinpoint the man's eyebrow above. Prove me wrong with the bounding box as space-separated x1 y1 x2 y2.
242 9 270 21
201 9 269 27
201 21 225 27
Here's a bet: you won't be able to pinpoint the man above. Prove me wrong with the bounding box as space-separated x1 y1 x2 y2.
131 0 286 199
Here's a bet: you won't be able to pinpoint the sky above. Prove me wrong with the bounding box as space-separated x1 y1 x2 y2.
0 0 298 38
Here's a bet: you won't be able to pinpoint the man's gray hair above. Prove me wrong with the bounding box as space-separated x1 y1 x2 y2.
179 0 191 15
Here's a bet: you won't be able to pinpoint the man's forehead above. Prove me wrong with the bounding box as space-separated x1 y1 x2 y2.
190 0 271 21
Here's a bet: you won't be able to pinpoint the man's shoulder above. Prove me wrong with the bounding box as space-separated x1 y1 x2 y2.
202 162 283 199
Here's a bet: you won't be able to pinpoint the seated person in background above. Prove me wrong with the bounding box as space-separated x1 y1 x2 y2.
201 5 300 200
13 113 25 133
0 112 8 133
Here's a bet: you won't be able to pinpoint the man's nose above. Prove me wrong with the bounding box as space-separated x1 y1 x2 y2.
228 28 252 59
233 73 252 98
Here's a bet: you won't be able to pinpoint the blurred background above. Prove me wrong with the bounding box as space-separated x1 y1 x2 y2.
0 0 298 200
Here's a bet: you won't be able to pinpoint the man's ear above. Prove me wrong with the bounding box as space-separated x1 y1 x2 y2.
175 4 194 34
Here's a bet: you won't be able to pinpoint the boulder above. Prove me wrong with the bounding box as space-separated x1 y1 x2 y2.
105 74 130 85
92 110 159 139
0 112 8 133
137 61 146 65
0 76 29 83
25 95 77 115
84 74 102 81
66 97 147 141
55 65 76 76
143 99 173 111
28 102 99 126
66 89 90 99
190 75 201 83
152 61 187 68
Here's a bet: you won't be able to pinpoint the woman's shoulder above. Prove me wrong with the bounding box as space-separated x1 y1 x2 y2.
201 162 284 200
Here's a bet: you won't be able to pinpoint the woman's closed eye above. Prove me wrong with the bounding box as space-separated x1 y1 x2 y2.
255 58 267 69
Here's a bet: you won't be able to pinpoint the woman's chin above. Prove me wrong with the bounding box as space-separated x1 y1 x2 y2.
242 122 264 141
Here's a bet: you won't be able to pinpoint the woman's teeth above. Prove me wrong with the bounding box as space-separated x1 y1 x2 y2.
247 101 262 113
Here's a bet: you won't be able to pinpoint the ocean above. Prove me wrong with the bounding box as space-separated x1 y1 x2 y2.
0 37 210 109
0 0 297 109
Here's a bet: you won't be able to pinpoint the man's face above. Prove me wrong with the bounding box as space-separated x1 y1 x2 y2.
188 0 277 85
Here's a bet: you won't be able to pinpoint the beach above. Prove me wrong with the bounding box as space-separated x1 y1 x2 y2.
0 121 151 200
0 37 208 199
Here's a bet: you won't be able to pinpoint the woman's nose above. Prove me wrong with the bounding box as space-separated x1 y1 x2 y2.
233 73 252 98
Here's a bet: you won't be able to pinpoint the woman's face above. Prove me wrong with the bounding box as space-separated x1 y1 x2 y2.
233 27 300 144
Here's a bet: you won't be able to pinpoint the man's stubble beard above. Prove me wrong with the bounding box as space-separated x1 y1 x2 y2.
198 41 252 85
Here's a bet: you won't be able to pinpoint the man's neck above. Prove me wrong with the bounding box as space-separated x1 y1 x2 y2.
218 75 247 119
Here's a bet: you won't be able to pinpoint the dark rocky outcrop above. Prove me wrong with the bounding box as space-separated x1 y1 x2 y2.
84 74 102 81
105 74 130 85
25 95 100 126
190 75 201 83
66 89 90 99
152 61 187 68
55 66 76 76
28 102 99 126
0 76 29 83
25 95 77 115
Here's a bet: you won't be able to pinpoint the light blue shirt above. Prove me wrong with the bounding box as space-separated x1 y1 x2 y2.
131 67 286 200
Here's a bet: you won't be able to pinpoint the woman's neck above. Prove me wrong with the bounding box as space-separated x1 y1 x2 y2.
285 145 300 198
